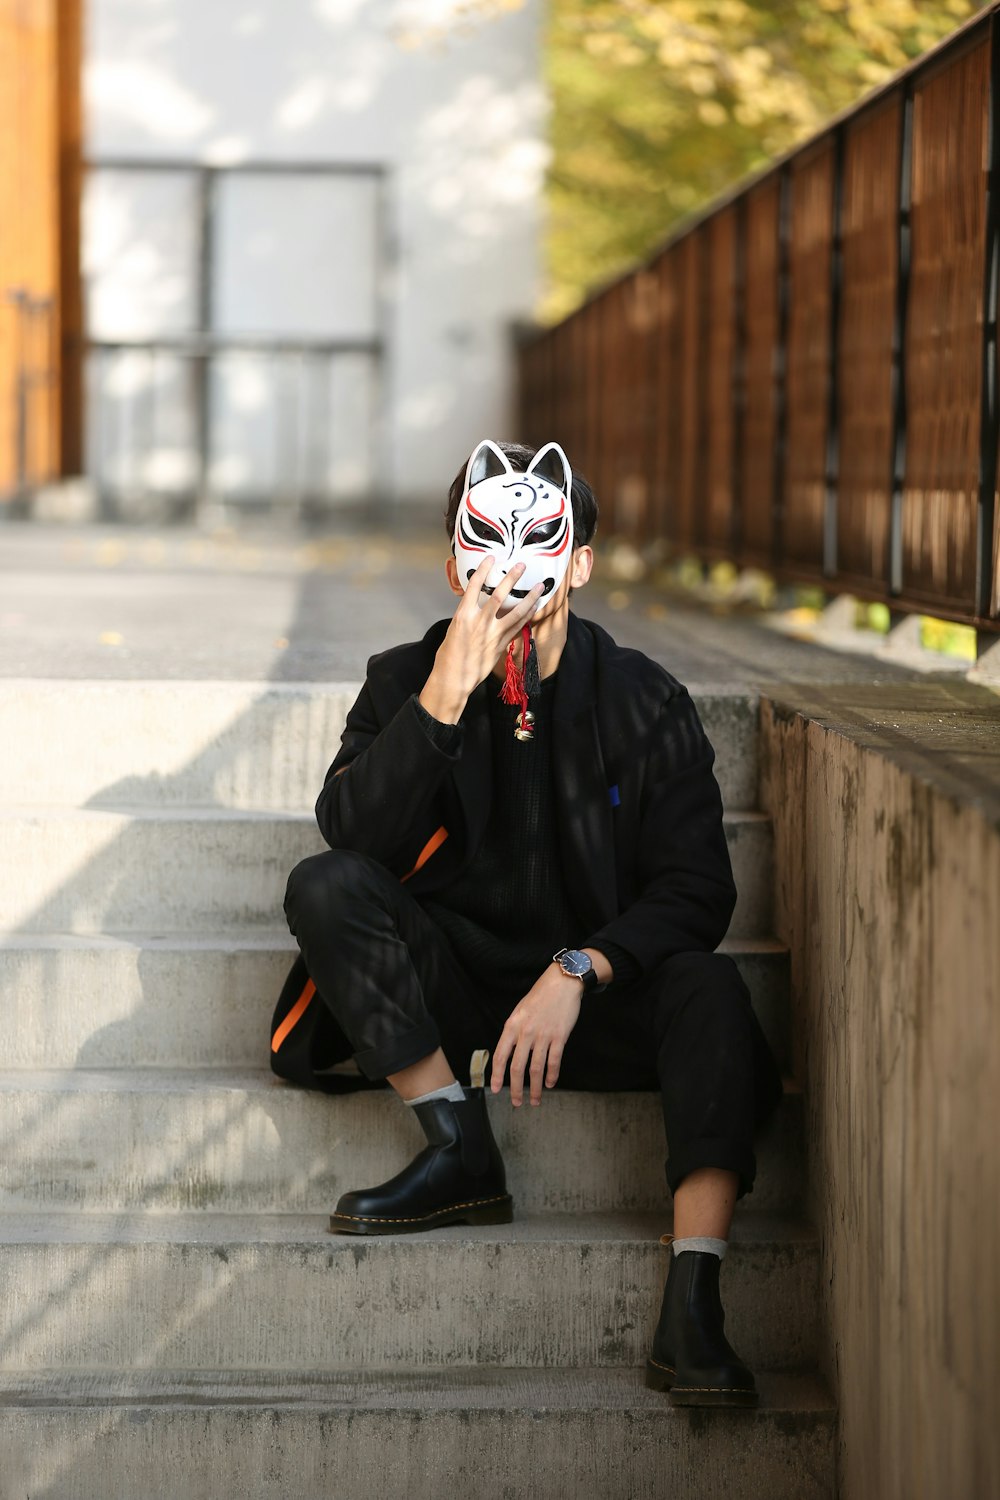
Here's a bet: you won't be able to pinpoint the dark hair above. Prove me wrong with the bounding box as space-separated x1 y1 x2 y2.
444 441 598 554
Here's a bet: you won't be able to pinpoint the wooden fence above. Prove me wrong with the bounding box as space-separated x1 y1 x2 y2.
517 5 1000 630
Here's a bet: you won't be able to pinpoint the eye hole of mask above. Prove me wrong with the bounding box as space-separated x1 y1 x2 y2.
525 519 562 544
466 513 505 545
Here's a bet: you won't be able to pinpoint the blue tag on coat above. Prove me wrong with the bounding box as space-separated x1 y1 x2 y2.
608 784 620 807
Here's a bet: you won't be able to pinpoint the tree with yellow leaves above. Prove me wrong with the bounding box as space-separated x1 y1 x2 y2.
542 0 982 321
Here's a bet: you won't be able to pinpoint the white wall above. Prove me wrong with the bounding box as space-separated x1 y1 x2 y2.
84 0 549 508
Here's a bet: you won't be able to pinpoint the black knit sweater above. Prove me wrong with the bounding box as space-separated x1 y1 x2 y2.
412 668 641 995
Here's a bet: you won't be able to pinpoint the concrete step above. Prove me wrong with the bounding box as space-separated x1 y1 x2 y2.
0 930 791 1070
0 807 774 936
0 680 761 813
0 1069 804 1217
0 1209 818 1373
0 1367 835 1500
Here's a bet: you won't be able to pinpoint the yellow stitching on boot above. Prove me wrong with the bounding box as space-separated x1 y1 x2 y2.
649 1357 754 1394
329 1193 510 1224
670 1386 757 1394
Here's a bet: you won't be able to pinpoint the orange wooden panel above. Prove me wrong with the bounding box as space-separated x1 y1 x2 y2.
0 0 61 498
605 272 658 541
647 246 681 543
836 91 903 596
784 139 835 575
591 286 618 533
902 34 990 614
704 205 738 555
740 176 781 566
58 0 84 475
675 230 705 550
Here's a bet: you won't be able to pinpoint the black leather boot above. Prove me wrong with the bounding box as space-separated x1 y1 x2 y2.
645 1246 758 1407
328 1084 513 1234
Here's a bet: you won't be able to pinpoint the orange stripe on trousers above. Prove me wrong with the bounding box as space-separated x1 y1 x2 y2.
401 825 448 882
271 827 446 1053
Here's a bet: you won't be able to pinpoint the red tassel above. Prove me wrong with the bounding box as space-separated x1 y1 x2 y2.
499 623 531 720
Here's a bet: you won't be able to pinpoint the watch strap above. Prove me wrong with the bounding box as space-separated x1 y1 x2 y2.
553 947 608 995
579 966 604 995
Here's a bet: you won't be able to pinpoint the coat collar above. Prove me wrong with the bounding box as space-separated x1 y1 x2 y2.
552 608 598 721
550 613 618 928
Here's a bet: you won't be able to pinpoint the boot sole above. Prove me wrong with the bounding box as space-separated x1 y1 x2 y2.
645 1358 758 1408
329 1193 514 1235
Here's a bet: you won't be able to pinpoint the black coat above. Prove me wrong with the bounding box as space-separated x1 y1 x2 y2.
271 609 740 1089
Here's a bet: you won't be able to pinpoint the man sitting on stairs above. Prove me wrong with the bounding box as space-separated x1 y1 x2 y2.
278 437 784 1409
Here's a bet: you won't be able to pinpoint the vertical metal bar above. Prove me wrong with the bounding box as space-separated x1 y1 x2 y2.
319 353 333 505
731 197 747 559
36 299 47 482
275 352 296 511
824 128 844 577
370 167 393 523
772 168 792 569
194 166 215 523
137 345 155 508
889 87 914 596
46 295 59 482
92 346 105 509
149 347 159 507
10 291 28 494
121 349 135 514
109 349 126 520
976 12 1000 620
694 229 710 552
24 296 36 488
23 297 34 488
294 349 307 518
302 350 321 512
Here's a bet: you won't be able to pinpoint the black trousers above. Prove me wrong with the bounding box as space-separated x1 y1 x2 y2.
283 848 784 1202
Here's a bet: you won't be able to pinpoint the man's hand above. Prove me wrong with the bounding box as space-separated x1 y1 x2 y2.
490 963 583 1106
418 557 544 725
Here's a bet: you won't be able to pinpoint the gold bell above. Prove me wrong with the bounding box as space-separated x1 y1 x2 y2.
514 708 535 742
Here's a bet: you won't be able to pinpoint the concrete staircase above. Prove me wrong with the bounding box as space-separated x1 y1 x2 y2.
0 680 836 1498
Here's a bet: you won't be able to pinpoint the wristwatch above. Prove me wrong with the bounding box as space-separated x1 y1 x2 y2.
552 946 608 995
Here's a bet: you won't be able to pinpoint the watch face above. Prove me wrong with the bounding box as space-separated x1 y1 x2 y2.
556 948 590 977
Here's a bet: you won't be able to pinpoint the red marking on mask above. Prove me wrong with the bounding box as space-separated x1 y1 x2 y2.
522 498 566 541
465 492 510 539
536 530 570 558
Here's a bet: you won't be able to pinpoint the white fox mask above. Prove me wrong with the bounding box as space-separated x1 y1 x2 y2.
453 439 574 607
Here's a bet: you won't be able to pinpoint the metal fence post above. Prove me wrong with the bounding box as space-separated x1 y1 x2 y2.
772 167 791 569
731 197 747 560
193 166 215 527
977 11 1000 619
824 128 845 577
888 85 914 598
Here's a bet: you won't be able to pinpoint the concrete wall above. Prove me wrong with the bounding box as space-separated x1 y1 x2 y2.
83 0 548 507
758 682 1000 1499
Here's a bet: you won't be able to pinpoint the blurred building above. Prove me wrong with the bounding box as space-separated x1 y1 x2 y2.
3 0 549 521
84 0 549 519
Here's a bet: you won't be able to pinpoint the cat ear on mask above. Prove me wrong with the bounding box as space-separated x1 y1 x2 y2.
464 439 514 493
526 441 572 499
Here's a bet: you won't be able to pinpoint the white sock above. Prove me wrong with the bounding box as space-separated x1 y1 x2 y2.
671 1235 728 1260
405 1080 466 1107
